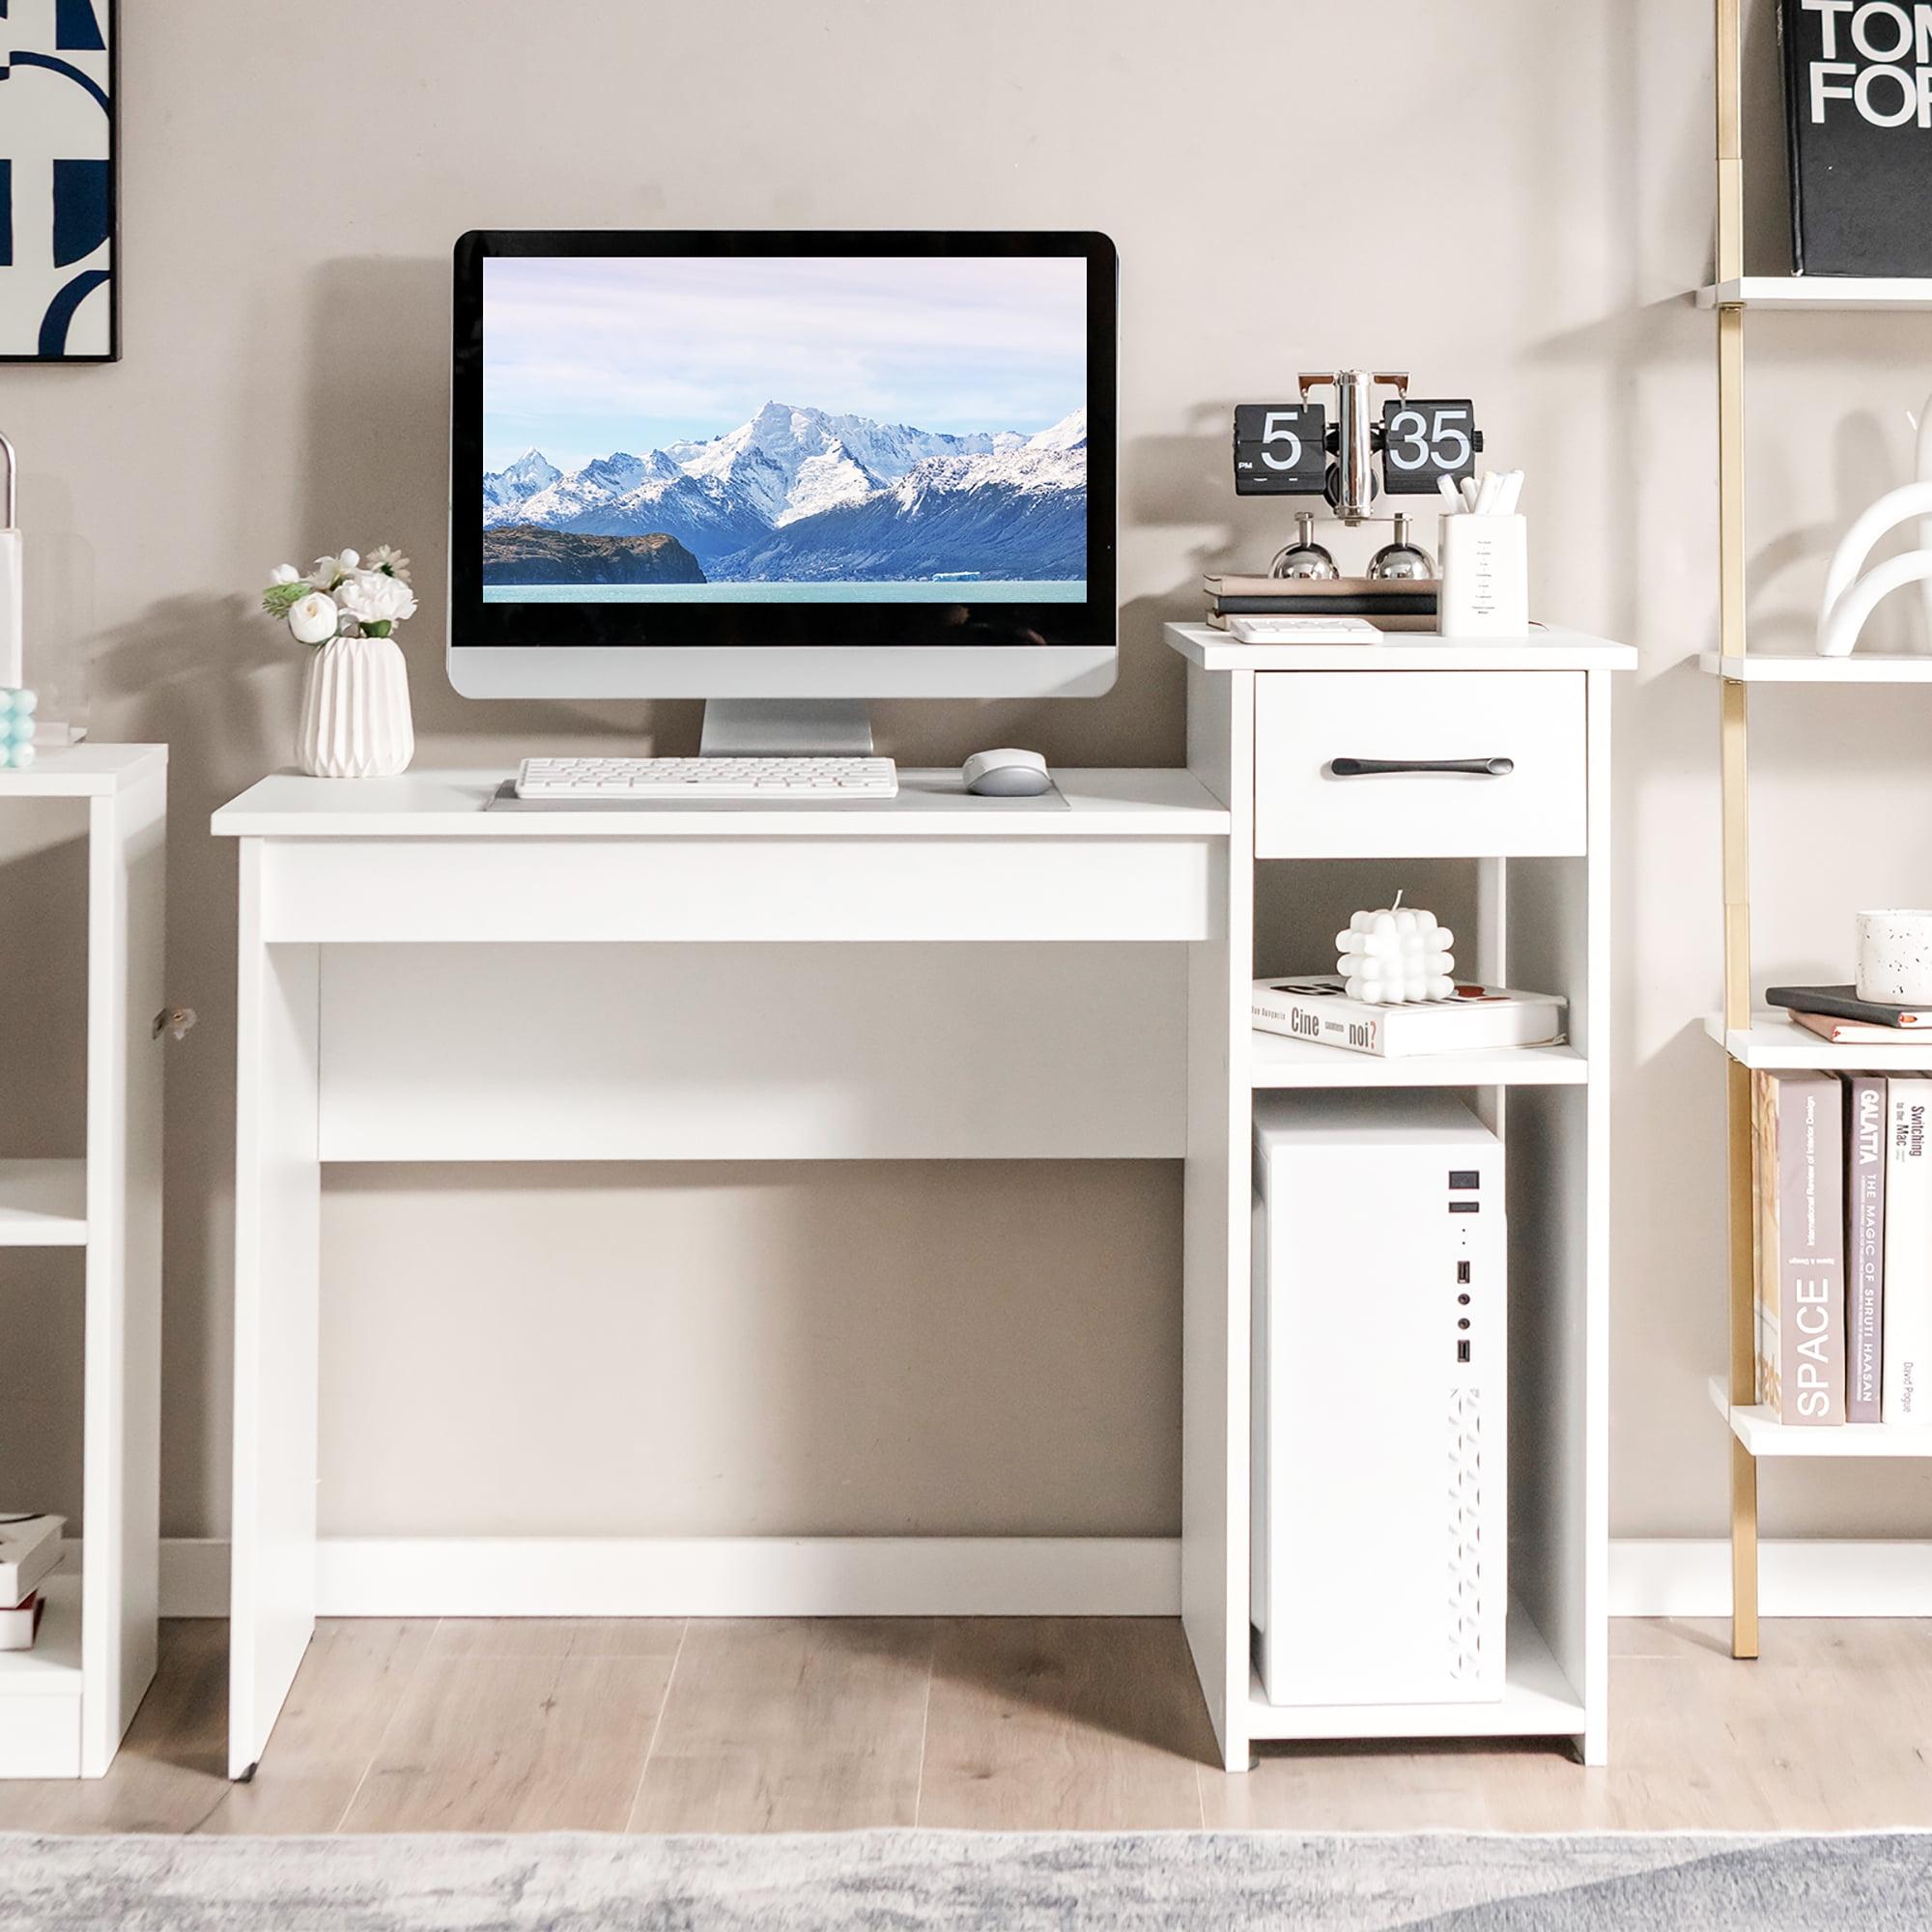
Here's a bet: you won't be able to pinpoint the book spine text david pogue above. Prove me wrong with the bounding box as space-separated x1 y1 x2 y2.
1884 1075 1932 1422
1845 1073 1887 1424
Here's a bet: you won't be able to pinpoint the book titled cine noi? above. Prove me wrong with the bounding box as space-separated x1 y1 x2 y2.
1250 978 1567 1058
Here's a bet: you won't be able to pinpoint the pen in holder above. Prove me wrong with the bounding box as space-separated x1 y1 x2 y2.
1438 512 1528 638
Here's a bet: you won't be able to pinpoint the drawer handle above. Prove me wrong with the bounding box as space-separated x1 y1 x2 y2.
1327 755 1516 779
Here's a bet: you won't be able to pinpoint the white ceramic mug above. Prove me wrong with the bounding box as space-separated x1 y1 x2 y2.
1857 909 1932 1004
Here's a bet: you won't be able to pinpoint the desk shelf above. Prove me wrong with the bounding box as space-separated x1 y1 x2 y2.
1247 1600 1585 1743
1249 1032 1587 1090
1169 627 1620 1772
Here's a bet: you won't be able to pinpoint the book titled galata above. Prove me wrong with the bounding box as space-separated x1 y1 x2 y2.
1250 977 1567 1059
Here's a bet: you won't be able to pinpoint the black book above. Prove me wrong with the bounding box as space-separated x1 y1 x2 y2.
1780 0 1932 275
1766 983 1931 1029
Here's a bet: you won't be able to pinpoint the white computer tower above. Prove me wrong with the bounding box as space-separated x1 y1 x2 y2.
1252 1090 1507 1707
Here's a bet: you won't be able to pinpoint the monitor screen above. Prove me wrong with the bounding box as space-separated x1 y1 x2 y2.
450 232 1115 663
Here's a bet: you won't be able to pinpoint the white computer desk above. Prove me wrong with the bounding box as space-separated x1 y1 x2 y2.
211 765 1232 1776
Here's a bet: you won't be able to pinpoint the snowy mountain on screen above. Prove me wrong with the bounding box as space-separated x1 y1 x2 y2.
481 448 561 522
480 403 1085 582
721 412 1088 582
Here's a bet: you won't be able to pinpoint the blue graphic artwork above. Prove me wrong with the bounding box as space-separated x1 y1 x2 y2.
0 0 116 360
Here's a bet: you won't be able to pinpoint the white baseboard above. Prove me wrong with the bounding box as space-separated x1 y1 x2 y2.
157 1536 1181 1619
149 1535 1932 1621
1608 1538 1932 1618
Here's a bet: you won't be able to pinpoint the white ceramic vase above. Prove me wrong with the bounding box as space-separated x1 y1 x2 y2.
298 633 413 778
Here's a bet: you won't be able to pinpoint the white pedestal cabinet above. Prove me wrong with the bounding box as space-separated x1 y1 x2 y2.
0 746 166 1777
1169 625 1632 1767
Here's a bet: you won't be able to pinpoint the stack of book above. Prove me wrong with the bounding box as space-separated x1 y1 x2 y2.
1753 1070 1932 1426
1251 977 1567 1058
1204 573 1438 633
0 1513 62 1651
1768 983 1931 1045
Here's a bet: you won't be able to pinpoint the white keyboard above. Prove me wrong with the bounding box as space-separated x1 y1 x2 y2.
515 755 899 801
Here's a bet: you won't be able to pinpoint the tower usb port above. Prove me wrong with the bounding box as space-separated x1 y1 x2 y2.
1457 1261 1471 1284
1457 1339 1472 1363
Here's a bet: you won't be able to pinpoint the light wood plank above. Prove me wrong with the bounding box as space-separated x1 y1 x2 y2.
428 1618 684 1661
919 1618 1212 1830
340 1643 678 1833
200 1619 435 1834
630 1618 930 1833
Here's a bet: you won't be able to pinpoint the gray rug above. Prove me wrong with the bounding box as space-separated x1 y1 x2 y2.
1 1829 1928 1929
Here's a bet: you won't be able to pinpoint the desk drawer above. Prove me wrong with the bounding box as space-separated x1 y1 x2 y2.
1254 670 1585 859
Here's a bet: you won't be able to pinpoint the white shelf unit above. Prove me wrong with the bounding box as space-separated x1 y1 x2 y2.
0 1159 88 1244
1695 276 1932 311
1704 1009 1932 1071
1708 1377 1932 1459
0 746 166 1777
1169 622 1634 1767
1697 650 1932 682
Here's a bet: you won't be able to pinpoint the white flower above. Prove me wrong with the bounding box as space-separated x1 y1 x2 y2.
287 590 342 645
308 549 359 587
365 544 412 583
271 563 301 584
334 568 417 628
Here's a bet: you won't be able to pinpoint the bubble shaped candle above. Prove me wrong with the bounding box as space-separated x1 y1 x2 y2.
0 687 36 770
1335 895 1455 1005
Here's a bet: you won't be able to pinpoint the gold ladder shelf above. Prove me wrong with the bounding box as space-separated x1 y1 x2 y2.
1702 0 1932 1662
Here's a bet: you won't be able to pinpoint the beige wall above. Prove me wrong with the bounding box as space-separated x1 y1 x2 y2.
3 0 1930 1544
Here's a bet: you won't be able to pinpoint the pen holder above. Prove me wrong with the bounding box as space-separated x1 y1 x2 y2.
1438 514 1528 638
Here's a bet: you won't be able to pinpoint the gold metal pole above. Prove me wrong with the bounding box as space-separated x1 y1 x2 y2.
1716 0 1759 1660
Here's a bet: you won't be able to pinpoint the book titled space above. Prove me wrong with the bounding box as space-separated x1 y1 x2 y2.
1751 1070 1845 1426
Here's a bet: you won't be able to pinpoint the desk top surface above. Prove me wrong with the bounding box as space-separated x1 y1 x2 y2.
212 766 1232 838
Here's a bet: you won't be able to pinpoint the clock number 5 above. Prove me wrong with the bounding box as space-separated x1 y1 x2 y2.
1260 411 1303 472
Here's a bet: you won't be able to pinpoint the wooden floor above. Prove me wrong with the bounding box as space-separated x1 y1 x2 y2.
1 1615 1929 1833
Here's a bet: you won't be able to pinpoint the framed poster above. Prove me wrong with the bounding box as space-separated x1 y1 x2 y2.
0 0 117 361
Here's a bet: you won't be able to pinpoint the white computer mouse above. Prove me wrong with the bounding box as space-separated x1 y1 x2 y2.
963 748 1052 797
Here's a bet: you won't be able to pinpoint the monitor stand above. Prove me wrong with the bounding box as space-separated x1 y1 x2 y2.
698 698 874 758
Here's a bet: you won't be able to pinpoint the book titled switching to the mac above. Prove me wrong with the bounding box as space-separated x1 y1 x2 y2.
1250 976 1568 1059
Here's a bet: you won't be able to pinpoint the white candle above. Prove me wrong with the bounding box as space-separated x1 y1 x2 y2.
1335 901 1456 1005
1857 909 1932 1004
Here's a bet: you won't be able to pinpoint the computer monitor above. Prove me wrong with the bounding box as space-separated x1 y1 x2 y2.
449 230 1117 752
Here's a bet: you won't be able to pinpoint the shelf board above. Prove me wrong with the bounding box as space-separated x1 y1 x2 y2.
1704 1009 1932 1070
0 1569 82 1695
1697 275 1932 312
1698 649 1932 682
1708 1375 1932 1457
1248 1598 1584 1742
0 744 166 799
0 1159 86 1245
1250 1031 1586 1089
1164 622 1637 674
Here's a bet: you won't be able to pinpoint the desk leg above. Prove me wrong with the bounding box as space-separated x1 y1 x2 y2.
228 841 320 1779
